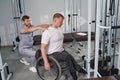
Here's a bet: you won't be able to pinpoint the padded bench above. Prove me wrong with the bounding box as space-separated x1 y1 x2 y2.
80 76 117 80
33 32 95 45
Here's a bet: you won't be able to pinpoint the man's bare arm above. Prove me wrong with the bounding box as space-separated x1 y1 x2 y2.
41 43 50 71
20 24 51 34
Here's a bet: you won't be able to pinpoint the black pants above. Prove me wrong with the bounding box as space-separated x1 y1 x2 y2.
35 50 81 80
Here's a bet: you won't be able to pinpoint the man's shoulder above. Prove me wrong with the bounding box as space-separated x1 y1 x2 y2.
42 29 50 35
42 27 54 35
44 27 52 33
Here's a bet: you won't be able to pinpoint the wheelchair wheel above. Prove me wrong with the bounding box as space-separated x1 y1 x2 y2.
36 56 62 80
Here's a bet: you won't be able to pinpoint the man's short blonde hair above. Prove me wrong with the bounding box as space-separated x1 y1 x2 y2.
53 13 64 20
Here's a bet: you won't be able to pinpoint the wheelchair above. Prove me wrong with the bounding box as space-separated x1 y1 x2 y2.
36 56 70 80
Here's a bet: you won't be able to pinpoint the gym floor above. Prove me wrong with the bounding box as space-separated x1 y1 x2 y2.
1 41 94 80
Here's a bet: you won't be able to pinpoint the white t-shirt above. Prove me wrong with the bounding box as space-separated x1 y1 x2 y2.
41 27 64 54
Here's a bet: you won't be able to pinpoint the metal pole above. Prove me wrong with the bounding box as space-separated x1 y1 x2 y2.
64 0 68 33
94 0 101 77
112 0 119 69
87 0 92 78
102 0 108 67
0 37 5 80
77 0 81 31
70 0 73 33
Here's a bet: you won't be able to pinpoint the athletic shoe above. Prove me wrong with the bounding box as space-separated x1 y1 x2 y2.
29 67 37 73
20 57 30 66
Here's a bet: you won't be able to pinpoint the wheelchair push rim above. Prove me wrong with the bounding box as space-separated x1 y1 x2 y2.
36 56 62 80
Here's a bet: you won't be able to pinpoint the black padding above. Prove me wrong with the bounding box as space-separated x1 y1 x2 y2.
111 26 120 29
33 32 95 45
35 49 41 60
33 35 42 45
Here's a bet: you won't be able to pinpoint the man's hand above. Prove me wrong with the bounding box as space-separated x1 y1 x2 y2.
39 27 48 32
40 24 50 28
37 24 51 32
44 62 50 71
41 43 51 71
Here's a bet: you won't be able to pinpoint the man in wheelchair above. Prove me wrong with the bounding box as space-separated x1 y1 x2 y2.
39 13 87 80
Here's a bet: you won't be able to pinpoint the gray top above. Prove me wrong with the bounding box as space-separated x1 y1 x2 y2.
19 25 33 49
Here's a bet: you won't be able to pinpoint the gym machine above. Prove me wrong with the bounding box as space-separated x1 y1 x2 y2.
65 0 86 53
97 0 120 76
11 0 24 52
0 37 13 80
83 0 120 78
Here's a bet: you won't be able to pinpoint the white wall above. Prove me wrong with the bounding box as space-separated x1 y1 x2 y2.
0 0 17 46
24 0 65 35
